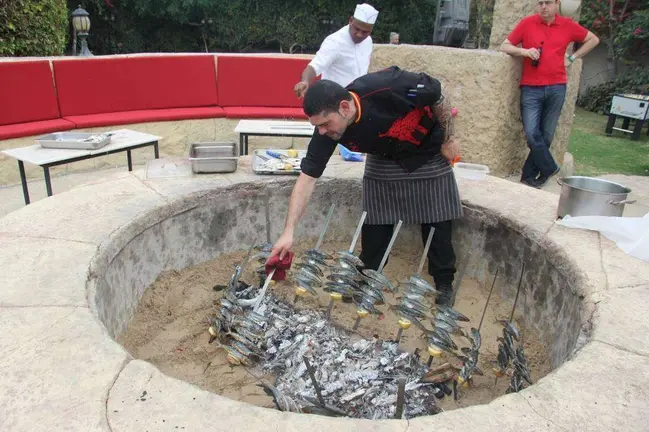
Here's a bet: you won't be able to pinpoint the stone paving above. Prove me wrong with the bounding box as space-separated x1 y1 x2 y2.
1 156 648 431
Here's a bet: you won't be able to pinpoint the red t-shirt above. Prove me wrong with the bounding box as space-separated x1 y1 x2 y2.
507 15 588 86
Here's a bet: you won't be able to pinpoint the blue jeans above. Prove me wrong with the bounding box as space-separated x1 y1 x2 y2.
520 84 566 180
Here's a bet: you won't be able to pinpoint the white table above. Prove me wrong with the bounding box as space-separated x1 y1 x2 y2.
233 120 315 155
1 129 161 204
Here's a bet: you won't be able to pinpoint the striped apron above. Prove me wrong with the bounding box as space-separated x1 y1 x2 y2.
362 153 463 225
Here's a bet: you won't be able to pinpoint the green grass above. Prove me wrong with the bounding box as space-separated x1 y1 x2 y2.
568 108 649 177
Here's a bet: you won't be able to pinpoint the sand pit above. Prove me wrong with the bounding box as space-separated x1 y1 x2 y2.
117 240 552 415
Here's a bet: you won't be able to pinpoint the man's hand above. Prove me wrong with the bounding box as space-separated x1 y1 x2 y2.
269 230 294 261
441 137 460 163
522 48 540 60
294 81 309 99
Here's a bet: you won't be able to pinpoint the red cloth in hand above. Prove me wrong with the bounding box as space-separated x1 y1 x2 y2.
265 252 294 281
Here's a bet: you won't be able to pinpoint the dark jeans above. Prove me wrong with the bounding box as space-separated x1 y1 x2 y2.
358 221 456 286
520 84 566 180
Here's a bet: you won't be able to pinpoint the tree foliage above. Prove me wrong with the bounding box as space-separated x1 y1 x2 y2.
66 0 438 55
579 0 649 76
0 0 68 56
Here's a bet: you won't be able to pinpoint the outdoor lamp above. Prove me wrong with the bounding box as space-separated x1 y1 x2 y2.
72 6 93 56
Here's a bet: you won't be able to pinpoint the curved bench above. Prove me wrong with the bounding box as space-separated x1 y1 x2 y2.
0 54 310 141
0 160 647 431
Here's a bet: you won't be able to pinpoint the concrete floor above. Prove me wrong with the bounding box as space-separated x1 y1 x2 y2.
1 161 647 219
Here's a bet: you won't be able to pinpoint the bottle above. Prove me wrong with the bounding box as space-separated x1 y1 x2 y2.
531 42 543 67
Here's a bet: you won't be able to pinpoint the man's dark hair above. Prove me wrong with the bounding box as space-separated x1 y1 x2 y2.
303 80 352 117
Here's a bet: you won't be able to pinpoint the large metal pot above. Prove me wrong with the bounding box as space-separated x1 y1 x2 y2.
557 176 636 218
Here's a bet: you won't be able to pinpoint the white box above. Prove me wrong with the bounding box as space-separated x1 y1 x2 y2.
610 94 649 120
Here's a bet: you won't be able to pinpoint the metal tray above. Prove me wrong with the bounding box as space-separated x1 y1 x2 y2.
36 132 112 150
252 149 306 175
189 142 238 174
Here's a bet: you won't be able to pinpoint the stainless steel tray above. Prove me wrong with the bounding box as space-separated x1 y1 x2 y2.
36 132 112 150
252 149 306 175
189 142 238 174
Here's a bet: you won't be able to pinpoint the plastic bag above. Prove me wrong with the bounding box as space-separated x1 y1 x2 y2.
558 213 649 262
337 144 364 162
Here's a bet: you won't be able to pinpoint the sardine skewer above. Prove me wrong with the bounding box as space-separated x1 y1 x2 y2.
303 356 326 407
509 261 525 322
377 220 403 273
449 249 471 307
253 268 275 312
315 203 336 251
403 227 434 349
354 220 402 331
416 227 436 276
348 211 367 253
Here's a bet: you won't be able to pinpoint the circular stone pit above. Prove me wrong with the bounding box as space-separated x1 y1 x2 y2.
1 157 648 431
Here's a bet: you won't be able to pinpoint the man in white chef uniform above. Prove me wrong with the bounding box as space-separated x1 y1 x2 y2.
293 3 379 97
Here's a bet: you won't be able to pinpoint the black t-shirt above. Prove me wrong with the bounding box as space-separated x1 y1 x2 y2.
301 66 446 178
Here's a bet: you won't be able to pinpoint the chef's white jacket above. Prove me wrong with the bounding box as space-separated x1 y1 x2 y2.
308 25 373 88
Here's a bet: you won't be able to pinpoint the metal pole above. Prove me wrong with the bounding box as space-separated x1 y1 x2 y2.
348 211 367 252
303 357 326 407
395 377 406 419
378 220 403 273
264 193 271 245
449 250 471 307
253 268 275 312
509 261 525 322
478 267 498 332
315 203 336 250
416 227 436 276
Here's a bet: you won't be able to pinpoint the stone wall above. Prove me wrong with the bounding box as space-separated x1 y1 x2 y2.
371 43 582 177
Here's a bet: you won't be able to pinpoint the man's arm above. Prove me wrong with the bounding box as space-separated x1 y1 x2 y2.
433 89 460 162
571 31 600 60
500 39 539 60
294 66 318 98
294 36 338 98
270 173 317 259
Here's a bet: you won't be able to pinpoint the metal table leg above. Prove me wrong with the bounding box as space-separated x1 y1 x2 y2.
18 161 30 205
632 119 645 141
245 134 249 155
43 166 53 197
127 150 133 171
622 117 631 130
605 114 616 136
153 141 160 158
239 134 244 156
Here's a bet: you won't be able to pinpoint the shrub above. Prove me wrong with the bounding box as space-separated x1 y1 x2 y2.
577 67 649 114
0 0 68 57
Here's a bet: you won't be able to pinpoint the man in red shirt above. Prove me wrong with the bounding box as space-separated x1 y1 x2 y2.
500 1 599 188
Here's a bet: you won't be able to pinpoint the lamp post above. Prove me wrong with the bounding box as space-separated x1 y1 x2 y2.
71 6 93 56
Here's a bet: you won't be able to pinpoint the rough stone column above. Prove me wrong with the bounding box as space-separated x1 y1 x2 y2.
489 0 539 49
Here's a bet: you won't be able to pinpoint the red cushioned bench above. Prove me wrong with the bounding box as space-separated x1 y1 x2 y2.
0 61 75 140
217 56 309 120
53 55 225 128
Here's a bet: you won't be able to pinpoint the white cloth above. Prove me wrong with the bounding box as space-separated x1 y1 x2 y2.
558 213 649 262
354 3 379 24
308 25 373 88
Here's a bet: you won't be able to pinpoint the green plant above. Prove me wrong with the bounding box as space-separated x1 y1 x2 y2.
577 67 649 113
0 0 68 56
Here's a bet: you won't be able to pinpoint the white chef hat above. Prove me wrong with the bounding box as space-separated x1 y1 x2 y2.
353 3 379 25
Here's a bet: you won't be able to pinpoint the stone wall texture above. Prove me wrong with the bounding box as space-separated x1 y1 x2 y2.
370 43 582 177
489 0 539 49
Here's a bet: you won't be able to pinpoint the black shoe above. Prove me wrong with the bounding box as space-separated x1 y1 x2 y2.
520 177 541 189
535 166 560 187
435 283 453 306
